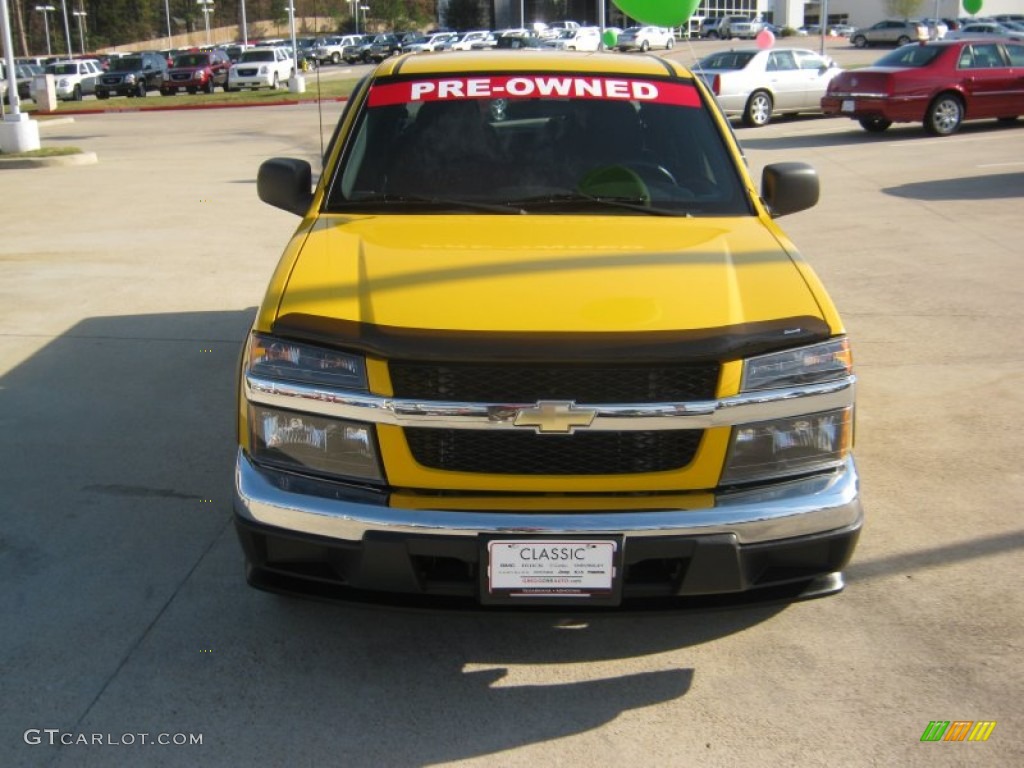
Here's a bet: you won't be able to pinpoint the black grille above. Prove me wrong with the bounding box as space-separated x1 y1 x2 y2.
405 429 703 475
389 362 720 403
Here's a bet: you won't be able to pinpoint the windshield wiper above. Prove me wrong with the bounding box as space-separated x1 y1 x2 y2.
334 193 525 215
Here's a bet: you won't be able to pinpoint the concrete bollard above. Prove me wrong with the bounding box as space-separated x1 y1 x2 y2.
32 74 57 113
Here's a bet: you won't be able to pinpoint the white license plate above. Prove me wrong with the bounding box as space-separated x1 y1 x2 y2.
487 540 617 596
841 99 855 113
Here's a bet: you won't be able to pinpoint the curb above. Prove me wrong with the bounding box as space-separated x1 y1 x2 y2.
0 151 98 169
36 95 348 117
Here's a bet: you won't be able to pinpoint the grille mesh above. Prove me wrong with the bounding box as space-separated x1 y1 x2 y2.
389 361 720 403
404 429 703 475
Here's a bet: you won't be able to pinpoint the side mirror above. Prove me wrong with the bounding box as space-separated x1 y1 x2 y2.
257 158 314 216
761 162 819 217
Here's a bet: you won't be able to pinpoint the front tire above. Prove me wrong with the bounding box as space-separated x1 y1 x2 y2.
203 78 214 94
271 73 280 90
640 40 650 52
858 116 892 132
666 38 674 50
742 90 773 127
331 52 341 65
852 35 867 48
72 84 82 101
136 82 146 98
925 93 963 136
897 35 911 45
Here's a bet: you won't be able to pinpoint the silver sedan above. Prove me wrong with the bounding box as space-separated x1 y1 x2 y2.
693 47 844 127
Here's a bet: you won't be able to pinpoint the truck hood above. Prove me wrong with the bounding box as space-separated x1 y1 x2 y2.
273 214 825 337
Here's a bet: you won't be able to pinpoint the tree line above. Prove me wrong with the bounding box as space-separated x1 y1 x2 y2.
4 0 483 57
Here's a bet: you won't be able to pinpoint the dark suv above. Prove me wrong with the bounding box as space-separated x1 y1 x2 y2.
96 52 168 98
367 34 403 63
161 49 231 95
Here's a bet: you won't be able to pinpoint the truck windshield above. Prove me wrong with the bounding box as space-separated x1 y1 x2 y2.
326 73 748 216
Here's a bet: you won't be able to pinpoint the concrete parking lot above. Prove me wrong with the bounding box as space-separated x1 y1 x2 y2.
1 75 1022 767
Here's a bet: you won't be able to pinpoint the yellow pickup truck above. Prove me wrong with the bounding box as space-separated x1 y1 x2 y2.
235 49 861 607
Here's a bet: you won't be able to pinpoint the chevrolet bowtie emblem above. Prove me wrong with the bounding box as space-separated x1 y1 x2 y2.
513 401 597 434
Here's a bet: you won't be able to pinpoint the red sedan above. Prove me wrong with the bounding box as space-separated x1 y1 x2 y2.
822 39 1024 135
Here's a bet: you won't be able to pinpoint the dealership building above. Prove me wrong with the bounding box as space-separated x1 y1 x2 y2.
486 1 1021 32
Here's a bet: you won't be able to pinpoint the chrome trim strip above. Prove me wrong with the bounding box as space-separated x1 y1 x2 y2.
234 451 863 545
244 375 856 431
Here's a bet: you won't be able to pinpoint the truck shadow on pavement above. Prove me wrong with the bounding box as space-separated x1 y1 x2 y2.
845 528 1024 584
740 119 1022 151
0 308 799 766
882 171 1024 201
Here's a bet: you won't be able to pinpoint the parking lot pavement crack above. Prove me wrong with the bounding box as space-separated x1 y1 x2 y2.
63 513 235 738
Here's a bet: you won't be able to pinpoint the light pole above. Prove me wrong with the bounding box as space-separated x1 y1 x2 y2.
35 5 55 56
346 0 368 35
819 0 828 56
284 4 297 56
346 0 357 35
72 7 85 55
59 0 71 56
4 0 44 152
164 0 171 48
197 0 214 46
284 4 304 92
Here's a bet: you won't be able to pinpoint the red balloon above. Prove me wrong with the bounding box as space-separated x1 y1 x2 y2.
756 29 775 50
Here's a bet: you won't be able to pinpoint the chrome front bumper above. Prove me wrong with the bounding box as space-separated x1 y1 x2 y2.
234 450 863 546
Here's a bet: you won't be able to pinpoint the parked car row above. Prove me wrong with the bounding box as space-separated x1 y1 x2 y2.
16 43 300 102
302 25 681 65
689 33 1024 138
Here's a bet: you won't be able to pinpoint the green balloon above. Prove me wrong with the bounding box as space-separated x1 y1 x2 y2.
602 29 619 47
962 0 982 13
612 0 701 28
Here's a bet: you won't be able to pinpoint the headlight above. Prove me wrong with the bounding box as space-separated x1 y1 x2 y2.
124 74 136 83
58 78 70 87
246 333 367 390
259 65 269 74
244 335 379 481
742 338 852 392
249 405 383 482
721 407 852 486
